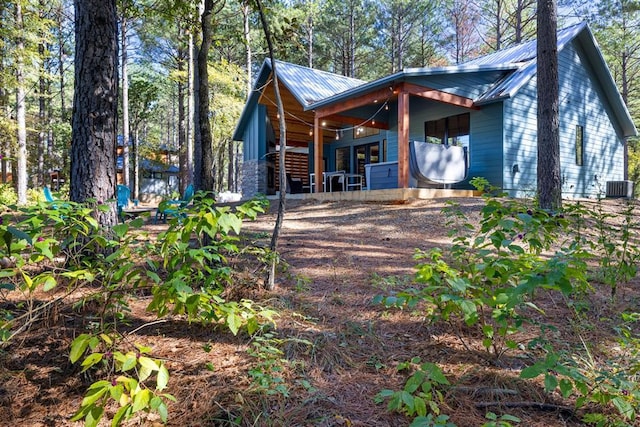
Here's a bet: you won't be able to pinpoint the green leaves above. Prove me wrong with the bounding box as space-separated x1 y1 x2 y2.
69 332 174 427
376 359 449 420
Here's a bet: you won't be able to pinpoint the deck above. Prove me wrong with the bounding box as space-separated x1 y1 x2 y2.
273 188 479 202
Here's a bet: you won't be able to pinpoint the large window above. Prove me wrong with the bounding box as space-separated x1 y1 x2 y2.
425 113 470 146
575 125 584 166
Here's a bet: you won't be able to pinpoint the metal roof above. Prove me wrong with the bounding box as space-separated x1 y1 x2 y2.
233 22 636 140
271 60 364 106
471 22 587 104
232 59 363 140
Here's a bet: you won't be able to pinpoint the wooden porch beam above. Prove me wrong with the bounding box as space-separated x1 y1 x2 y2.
313 116 323 192
400 82 479 110
398 91 410 189
315 86 397 118
321 114 389 130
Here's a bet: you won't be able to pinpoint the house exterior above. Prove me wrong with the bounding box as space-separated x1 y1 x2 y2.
233 22 637 199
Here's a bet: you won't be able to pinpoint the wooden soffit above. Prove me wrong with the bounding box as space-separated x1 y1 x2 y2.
313 81 478 120
400 82 479 110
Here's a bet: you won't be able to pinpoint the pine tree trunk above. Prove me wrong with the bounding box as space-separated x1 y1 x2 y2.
121 16 130 188
70 0 119 226
178 44 189 195
536 0 562 210
15 2 27 205
199 0 215 193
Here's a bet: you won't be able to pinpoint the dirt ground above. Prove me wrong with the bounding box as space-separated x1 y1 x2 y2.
0 196 638 426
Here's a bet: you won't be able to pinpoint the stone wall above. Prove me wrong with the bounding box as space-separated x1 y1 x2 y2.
242 159 269 198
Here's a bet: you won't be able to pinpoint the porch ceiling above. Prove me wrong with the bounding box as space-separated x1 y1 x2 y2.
259 78 390 147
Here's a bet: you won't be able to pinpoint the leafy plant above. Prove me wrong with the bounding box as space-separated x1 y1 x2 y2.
375 196 589 361
375 357 450 422
247 332 290 397
69 333 175 427
482 412 521 427
146 194 276 333
520 334 640 426
0 184 17 208
583 198 639 299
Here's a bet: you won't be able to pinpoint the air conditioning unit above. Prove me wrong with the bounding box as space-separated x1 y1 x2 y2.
606 180 634 198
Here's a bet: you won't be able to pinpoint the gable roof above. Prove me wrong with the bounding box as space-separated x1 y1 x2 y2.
272 60 365 106
234 22 636 140
232 60 363 140
477 21 636 137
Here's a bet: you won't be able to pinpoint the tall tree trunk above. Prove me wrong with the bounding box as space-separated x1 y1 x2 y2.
15 2 27 205
536 0 561 210
133 126 140 200
242 1 252 99
227 139 233 191
121 14 130 188
38 0 47 188
57 3 67 123
255 0 287 291
306 5 313 68
193 42 202 191
198 0 215 192
177 47 188 195
188 31 195 189
71 0 119 226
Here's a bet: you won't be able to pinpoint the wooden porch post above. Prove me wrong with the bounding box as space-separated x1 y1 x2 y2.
314 115 324 192
398 90 410 188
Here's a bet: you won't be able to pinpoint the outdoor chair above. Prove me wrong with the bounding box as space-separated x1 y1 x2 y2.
286 174 304 194
117 185 132 222
154 183 195 223
43 186 69 210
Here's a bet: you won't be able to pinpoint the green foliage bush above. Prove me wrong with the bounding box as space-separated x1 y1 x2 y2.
0 183 17 208
0 191 277 426
375 188 640 426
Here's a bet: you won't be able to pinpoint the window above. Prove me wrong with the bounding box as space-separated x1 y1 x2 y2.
353 126 379 139
335 147 350 172
424 113 470 146
575 125 584 166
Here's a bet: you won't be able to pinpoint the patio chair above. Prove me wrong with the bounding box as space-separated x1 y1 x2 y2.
286 174 304 194
117 185 131 222
43 186 69 210
154 183 195 223
43 186 56 203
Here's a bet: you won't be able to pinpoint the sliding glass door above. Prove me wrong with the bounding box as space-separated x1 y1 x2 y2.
356 142 379 186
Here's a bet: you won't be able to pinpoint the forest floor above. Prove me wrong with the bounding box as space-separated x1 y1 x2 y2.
1 196 639 426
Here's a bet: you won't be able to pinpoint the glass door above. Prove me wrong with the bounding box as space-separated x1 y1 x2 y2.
356 142 379 186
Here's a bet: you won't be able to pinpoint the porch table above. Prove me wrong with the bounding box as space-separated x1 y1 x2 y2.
309 171 362 192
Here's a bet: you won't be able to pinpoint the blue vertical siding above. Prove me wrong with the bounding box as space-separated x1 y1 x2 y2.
558 43 625 197
468 102 504 189
503 80 539 197
242 104 267 161
502 42 626 198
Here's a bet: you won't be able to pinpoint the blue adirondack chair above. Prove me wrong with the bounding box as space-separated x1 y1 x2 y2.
43 186 56 203
154 184 195 223
43 186 69 210
117 185 131 222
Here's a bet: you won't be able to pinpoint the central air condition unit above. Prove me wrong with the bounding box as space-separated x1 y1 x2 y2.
606 180 634 198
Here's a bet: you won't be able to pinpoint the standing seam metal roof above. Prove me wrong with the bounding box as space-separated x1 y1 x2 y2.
270 59 365 106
